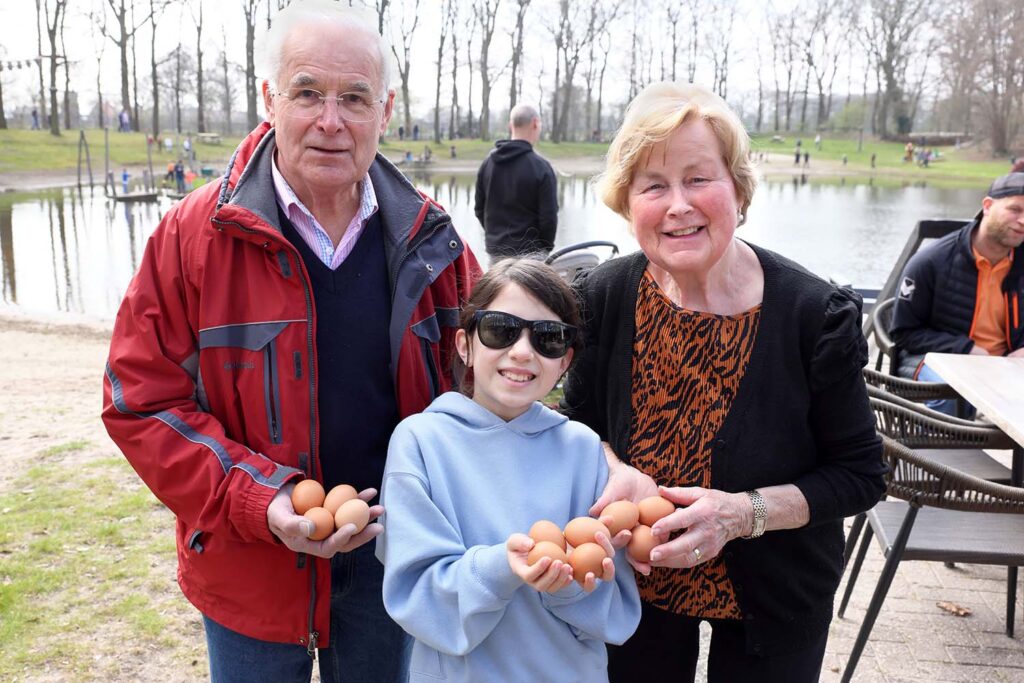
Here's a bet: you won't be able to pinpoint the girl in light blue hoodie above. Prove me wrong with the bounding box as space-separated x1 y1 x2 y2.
377 259 641 683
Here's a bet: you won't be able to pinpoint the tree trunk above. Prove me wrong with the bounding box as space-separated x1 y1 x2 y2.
174 44 183 133
45 1 66 136
243 0 258 130
116 0 132 133
449 25 459 139
195 1 205 134
36 0 48 122
150 0 160 135
61 8 71 130
131 26 140 131
433 0 449 144
0 74 7 129
509 0 529 112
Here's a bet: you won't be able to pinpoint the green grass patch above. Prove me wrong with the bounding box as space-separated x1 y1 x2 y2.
750 133 1011 181
40 439 92 457
0 128 243 174
0 455 180 677
380 136 608 162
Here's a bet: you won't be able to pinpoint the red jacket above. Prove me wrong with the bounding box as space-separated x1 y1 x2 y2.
103 123 480 648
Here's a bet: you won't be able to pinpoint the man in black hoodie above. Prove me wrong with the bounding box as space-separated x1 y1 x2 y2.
474 104 559 261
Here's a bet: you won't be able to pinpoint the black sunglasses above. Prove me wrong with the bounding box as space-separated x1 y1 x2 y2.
471 310 577 359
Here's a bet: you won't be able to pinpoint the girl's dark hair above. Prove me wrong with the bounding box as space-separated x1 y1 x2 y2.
454 257 584 394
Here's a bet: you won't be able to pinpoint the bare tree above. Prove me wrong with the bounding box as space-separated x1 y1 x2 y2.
43 0 68 136
89 7 108 127
101 0 154 132
664 1 681 82
705 0 737 99
935 0 980 134
191 0 206 134
448 1 460 139
974 0 1023 154
862 0 932 138
0 54 7 129
372 0 390 35
770 7 800 130
59 3 71 130
149 0 170 135
242 0 260 130
555 0 616 142
36 0 49 123
594 26 612 140
218 28 242 135
474 0 501 141
160 43 195 134
389 0 421 138
508 0 530 111
434 0 453 144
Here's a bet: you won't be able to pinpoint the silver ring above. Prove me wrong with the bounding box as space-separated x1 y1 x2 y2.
693 547 702 562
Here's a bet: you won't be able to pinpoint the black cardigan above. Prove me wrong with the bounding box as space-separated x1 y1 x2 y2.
561 245 885 656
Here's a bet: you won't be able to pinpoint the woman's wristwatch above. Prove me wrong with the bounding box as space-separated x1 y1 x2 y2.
743 489 767 538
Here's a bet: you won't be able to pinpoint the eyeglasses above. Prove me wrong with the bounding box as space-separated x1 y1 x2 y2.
471 311 577 359
274 87 384 123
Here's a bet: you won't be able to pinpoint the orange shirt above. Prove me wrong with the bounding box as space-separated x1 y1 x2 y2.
627 271 760 619
970 247 1012 356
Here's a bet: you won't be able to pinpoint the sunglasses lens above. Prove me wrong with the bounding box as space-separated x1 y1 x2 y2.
476 313 523 349
531 322 575 359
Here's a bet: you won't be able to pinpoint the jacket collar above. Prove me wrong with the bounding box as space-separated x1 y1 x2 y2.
215 124 445 249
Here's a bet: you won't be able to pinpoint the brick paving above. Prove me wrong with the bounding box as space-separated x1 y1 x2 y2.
820 520 1024 682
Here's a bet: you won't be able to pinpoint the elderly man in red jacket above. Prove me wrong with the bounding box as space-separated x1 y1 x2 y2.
102 2 479 680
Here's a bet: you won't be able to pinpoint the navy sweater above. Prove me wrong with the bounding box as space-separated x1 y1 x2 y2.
282 210 399 492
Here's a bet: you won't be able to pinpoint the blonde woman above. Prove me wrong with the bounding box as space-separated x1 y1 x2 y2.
561 82 885 682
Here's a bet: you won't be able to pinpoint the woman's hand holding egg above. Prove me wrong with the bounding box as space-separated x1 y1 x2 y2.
267 481 384 558
644 485 749 568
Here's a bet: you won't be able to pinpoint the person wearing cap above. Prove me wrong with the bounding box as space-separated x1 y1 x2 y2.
890 171 1024 414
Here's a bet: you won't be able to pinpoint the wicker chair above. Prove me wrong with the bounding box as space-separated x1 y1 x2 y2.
868 297 897 373
839 437 1024 682
862 367 959 404
842 394 1015 613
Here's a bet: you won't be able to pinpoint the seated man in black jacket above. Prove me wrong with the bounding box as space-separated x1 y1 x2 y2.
474 104 559 261
890 171 1024 413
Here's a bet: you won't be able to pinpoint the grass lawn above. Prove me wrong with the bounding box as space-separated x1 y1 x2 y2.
750 133 1013 181
0 128 245 175
0 128 607 176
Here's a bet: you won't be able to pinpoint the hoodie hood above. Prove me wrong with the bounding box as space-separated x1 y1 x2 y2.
490 139 535 164
426 391 566 436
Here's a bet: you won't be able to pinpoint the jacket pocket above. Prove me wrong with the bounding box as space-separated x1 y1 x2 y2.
199 321 289 444
411 316 441 401
187 529 205 554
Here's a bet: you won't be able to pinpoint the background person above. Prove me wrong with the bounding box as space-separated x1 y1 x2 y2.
561 82 885 682
379 259 640 682
101 2 479 681
889 171 1024 413
474 104 559 261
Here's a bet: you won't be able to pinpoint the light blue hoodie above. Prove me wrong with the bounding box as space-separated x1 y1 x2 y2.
377 392 641 683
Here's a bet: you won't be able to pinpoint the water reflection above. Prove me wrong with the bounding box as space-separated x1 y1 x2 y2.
0 174 986 320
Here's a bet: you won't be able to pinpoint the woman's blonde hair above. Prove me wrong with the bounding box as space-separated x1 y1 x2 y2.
595 82 757 223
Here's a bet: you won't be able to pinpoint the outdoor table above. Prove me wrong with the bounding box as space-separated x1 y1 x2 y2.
923 352 1024 486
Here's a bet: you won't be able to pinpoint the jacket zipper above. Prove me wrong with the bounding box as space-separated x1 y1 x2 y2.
264 341 281 443
212 217 321 655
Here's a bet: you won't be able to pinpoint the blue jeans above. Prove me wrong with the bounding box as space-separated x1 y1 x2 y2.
204 543 410 682
916 363 974 418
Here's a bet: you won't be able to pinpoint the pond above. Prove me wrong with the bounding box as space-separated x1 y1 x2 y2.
0 172 988 321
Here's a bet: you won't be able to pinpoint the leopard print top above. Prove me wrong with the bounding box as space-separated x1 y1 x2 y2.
628 270 761 619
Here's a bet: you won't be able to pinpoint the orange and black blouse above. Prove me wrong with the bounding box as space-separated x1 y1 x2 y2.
628 270 760 619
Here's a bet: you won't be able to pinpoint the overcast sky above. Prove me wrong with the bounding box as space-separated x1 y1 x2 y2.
1 0 811 126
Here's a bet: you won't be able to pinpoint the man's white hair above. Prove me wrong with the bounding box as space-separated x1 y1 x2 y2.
256 0 392 95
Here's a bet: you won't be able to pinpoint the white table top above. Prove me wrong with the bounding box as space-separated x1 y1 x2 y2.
924 353 1024 447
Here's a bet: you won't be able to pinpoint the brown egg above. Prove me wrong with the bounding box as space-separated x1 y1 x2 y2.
291 480 326 515
568 542 607 584
563 517 611 548
638 496 675 526
527 540 569 566
323 484 359 516
627 524 659 562
334 498 370 534
303 507 334 541
528 520 567 551
600 500 640 536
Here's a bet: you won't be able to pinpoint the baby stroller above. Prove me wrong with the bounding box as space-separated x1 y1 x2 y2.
544 240 619 283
